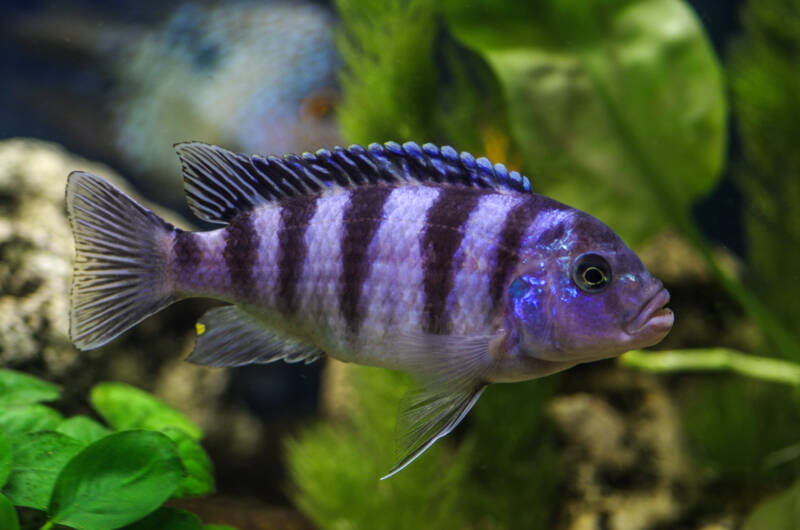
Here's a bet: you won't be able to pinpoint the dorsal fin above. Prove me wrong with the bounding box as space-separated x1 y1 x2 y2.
175 141 533 224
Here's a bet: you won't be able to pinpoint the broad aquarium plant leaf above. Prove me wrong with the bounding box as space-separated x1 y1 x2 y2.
442 0 726 246
161 427 215 498
0 369 60 407
90 382 203 439
122 507 204 530
55 415 113 445
2 431 85 510
0 370 225 528
0 404 63 436
47 430 184 530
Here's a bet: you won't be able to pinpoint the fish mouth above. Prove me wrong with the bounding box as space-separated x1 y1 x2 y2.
626 287 674 336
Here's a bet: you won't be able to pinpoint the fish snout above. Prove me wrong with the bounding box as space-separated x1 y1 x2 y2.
625 287 674 339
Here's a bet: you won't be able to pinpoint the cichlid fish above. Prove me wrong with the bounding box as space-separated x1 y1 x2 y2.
66 141 674 478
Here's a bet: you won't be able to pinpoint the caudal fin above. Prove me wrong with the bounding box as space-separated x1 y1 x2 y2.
66 172 176 350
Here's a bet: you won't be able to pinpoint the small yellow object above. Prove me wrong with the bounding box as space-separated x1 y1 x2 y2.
195 323 206 335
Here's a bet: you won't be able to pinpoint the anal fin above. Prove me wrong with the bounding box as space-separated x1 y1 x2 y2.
187 306 324 367
381 384 486 480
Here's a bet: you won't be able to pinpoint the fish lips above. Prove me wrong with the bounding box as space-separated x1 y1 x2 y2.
625 287 674 342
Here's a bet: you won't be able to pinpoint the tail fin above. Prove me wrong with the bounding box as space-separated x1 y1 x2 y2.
66 171 176 350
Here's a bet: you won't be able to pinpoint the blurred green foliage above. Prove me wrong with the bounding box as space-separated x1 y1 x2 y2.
287 368 473 530
729 0 800 350
287 366 559 529
679 378 800 481
335 0 510 155
0 369 230 530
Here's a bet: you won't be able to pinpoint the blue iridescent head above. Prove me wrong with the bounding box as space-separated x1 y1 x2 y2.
504 200 673 366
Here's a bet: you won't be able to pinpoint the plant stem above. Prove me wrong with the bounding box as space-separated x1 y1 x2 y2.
40 520 54 530
620 348 800 386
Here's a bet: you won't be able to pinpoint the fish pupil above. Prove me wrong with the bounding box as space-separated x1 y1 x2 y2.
573 253 611 293
583 267 605 286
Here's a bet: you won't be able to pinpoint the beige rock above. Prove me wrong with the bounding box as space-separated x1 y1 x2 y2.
551 368 696 530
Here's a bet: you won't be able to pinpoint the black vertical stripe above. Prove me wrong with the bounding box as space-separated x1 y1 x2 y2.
276 195 319 315
421 186 484 334
489 199 537 313
340 186 393 334
223 213 258 298
172 229 201 290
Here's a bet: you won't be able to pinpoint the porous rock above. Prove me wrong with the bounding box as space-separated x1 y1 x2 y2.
552 367 696 530
0 138 274 490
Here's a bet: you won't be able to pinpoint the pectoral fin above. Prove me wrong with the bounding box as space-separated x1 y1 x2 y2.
392 331 495 388
187 305 324 366
381 384 486 480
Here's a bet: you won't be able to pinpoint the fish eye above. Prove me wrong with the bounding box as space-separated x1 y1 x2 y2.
572 253 611 293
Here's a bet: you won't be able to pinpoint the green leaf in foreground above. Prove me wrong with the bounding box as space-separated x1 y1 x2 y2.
0 431 11 488
122 507 203 530
162 427 215 498
0 493 20 530
90 383 202 439
1 431 84 510
0 404 63 436
0 370 60 407
56 415 112 445
48 430 184 530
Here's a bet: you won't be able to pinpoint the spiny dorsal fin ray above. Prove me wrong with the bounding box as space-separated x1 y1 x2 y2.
175 141 532 224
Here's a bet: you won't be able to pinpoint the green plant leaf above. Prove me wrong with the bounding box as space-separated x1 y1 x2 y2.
56 416 112 445
0 370 60 407
0 405 63 436
47 430 184 530
162 427 214 498
1 431 84 510
0 493 20 530
90 383 202 439
122 507 203 530
743 480 800 530
444 0 726 246
0 431 11 489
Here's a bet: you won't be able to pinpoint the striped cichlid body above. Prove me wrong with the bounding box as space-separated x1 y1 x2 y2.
66 141 674 478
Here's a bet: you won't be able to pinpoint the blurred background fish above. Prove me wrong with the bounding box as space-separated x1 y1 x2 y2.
3 0 341 206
